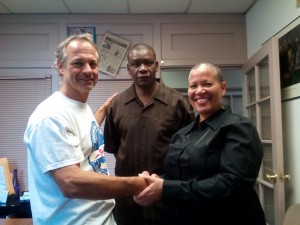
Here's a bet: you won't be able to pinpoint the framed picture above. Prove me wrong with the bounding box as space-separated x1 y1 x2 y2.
67 27 96 43
278 18 300 100
98 33 130 77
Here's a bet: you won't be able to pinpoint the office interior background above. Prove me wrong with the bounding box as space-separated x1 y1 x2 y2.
0 0 300 224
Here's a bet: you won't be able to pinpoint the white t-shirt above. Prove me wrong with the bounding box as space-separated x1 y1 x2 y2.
24 91 116 225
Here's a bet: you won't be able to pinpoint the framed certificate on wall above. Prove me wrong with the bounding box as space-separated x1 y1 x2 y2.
67 26 96 43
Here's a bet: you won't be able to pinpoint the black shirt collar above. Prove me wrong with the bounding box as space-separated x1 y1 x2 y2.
187 106 232 133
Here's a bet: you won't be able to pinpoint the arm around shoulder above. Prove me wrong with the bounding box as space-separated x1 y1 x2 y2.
94 92 118 126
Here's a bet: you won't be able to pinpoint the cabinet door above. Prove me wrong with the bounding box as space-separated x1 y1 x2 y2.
160 21 246 66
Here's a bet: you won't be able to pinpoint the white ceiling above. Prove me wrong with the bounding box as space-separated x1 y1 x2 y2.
0 0 257 14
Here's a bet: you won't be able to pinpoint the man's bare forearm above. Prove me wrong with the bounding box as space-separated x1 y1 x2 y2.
52 166 147 200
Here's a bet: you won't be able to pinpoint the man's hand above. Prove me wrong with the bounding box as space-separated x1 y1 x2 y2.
133 172 163 206
94 92 118 125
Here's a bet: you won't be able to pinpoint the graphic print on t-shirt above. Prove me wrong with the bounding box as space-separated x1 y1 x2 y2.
89 121 109 175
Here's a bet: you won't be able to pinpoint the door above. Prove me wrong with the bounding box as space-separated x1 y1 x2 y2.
242 37 287 225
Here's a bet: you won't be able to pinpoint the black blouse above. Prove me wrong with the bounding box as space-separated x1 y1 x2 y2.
162 107 266 225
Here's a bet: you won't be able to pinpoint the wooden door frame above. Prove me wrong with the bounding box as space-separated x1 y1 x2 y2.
242 37 285 225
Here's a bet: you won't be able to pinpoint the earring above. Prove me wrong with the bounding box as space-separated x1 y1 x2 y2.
221 100 227 109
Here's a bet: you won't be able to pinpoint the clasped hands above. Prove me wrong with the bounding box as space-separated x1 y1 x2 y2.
133 171 163 206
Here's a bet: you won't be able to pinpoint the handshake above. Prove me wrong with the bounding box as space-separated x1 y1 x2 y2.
133 171 163 206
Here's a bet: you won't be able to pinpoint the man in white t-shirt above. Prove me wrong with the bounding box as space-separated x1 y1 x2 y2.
24 33 147 225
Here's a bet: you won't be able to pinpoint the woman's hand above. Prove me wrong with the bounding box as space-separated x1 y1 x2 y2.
133 172 163 206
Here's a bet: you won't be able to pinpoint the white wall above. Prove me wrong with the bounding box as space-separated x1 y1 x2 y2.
246 0 300 58
246 0 300 207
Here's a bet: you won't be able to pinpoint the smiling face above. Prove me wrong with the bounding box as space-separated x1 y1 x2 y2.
58 39 99 102
188 63 226 122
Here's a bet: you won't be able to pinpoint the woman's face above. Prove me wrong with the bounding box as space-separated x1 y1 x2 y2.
188 64 226 121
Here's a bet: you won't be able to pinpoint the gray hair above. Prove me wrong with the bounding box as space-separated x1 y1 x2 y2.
53 33 99 74
191 62 223 82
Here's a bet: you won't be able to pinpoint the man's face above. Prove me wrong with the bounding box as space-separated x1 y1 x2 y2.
58 39 98 102
127 47 158 89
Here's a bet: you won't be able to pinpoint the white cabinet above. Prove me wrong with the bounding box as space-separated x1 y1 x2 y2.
0 14 247 69
0 23 59 67
161 22 246 66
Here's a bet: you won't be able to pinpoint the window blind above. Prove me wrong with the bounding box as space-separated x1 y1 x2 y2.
0 76 52 193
